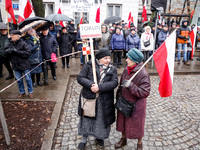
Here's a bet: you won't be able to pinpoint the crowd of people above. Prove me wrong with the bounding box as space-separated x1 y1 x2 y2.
0 19 200 100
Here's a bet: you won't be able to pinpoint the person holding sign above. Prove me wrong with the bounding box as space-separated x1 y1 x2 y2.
77 48 118 149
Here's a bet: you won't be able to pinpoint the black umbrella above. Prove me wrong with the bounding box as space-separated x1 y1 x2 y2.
46 14 72 22
19 16 51 29
104 16 122 24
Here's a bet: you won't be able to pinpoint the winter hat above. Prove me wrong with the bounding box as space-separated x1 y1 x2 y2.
130 23 135 28
130 28 136 32
96 48 111 60
126 48 144 64
10 30 21 35
162 24 168 28
62 27 67 30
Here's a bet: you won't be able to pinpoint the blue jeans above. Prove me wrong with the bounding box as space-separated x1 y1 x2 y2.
177 43 187 61
14 69 33 94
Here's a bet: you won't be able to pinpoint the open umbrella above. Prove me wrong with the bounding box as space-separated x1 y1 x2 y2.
46 14 72 22
104 16 122 24
0 23 7 30
19 16 50 29
19 20 51 36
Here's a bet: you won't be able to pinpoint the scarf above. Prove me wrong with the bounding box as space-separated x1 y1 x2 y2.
127 64 137 75
96 59 112 84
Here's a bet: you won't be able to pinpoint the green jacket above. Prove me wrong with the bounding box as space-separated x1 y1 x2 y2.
0 34 10 57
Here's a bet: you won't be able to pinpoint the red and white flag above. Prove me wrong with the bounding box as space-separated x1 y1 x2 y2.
189 25 197 59
6 0 16 24
58 1 64 27
80 17 83 24
142 0 147 23
95 7 100 23
128 12 131 28
153 30 176 97
24 0 33 19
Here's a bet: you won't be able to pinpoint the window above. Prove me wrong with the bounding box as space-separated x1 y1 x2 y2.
74 12 89 27
95 0 102 3
107 4 122 17
44 3 54 17
62 0 71 2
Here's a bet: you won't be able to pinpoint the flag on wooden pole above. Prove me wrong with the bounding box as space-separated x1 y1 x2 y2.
142 0 147 23
24 0 33 19
5 0 16 24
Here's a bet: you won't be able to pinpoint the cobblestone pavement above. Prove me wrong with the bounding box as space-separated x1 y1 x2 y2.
52 75 200 150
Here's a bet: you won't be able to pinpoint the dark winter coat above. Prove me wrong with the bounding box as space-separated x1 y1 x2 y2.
57 33 73 56
77 60 118 128
26 36 43 74
177 20 191 44
67 23 77 41
157 30 169 47
76 29 83 51
0 34 9 57
49 28 58 39
111 33 125 50
116 62 151 139
4 39 31 71
40 33 58 60
126 33 141 50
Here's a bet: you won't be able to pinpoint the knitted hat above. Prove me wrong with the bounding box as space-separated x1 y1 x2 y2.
126 48 144 64
10 30 21 35
96 48 111 60
130 28 136 32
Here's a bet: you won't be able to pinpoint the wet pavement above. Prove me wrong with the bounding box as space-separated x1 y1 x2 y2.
0 55 200 150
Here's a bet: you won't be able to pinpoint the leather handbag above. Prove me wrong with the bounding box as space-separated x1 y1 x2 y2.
115 96 136 117
144 39 150 47
81 93 99 118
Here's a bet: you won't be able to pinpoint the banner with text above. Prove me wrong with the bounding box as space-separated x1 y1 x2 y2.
80 23 102 39
71 0 94 12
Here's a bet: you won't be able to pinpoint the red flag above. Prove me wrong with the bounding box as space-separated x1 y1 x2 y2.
24 0 33 19
5 0 16 24
189 25 197 59
95 7 100 23
128 12 131 28
153 30 176 97
142 0 147 23
58 8 64 27
190 10 194 18
18 15 25 24
80 17 83 24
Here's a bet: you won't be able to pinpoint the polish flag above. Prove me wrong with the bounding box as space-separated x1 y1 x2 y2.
80 17 83 24
128 12 131 28
18 15 25 24
142 0 147 23
153 30 176 97
24 0 33 19
189 25 197 59
95 3 100 23
58 1 64 27
5 0 16 24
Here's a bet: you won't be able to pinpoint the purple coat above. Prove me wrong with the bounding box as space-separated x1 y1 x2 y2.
116 62 151 139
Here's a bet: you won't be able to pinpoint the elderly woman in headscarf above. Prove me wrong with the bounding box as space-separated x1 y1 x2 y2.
26 28 43 87
115 48 151 150
77 48 118 149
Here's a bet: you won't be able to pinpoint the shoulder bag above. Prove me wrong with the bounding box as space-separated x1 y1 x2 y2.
144 39 150 47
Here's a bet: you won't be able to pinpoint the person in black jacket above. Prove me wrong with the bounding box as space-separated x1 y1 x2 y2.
40 26 58 81
67 20 78 57
57 27 73 68
77 48 118 149
4 30 33 99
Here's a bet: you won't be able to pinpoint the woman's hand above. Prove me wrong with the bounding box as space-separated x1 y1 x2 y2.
91 84 99 93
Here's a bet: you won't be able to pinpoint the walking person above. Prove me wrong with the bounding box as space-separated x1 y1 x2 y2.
26 29 43 87
57 27 73 69
40 26 58 81
111 27 125 68
0 25 14 80
115 48 151 150
77 48 118 149
141 26 154 67
176 19 190 65
4 30 33 98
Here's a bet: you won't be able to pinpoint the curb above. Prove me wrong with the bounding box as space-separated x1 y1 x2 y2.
41 74 70 150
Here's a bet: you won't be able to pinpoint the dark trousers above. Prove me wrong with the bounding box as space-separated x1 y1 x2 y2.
46 61 56 77
70 40 77 56
62 56 69 66
0 57 13 76
142 51 150 62
113 51 122 66
31 73 41 84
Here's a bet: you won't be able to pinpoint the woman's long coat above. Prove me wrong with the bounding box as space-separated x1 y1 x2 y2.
57 33 72 56
116 62 151 139
77 60 118 128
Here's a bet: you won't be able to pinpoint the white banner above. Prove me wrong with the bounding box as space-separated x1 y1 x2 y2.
71 0 94 12
80 23 102 39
